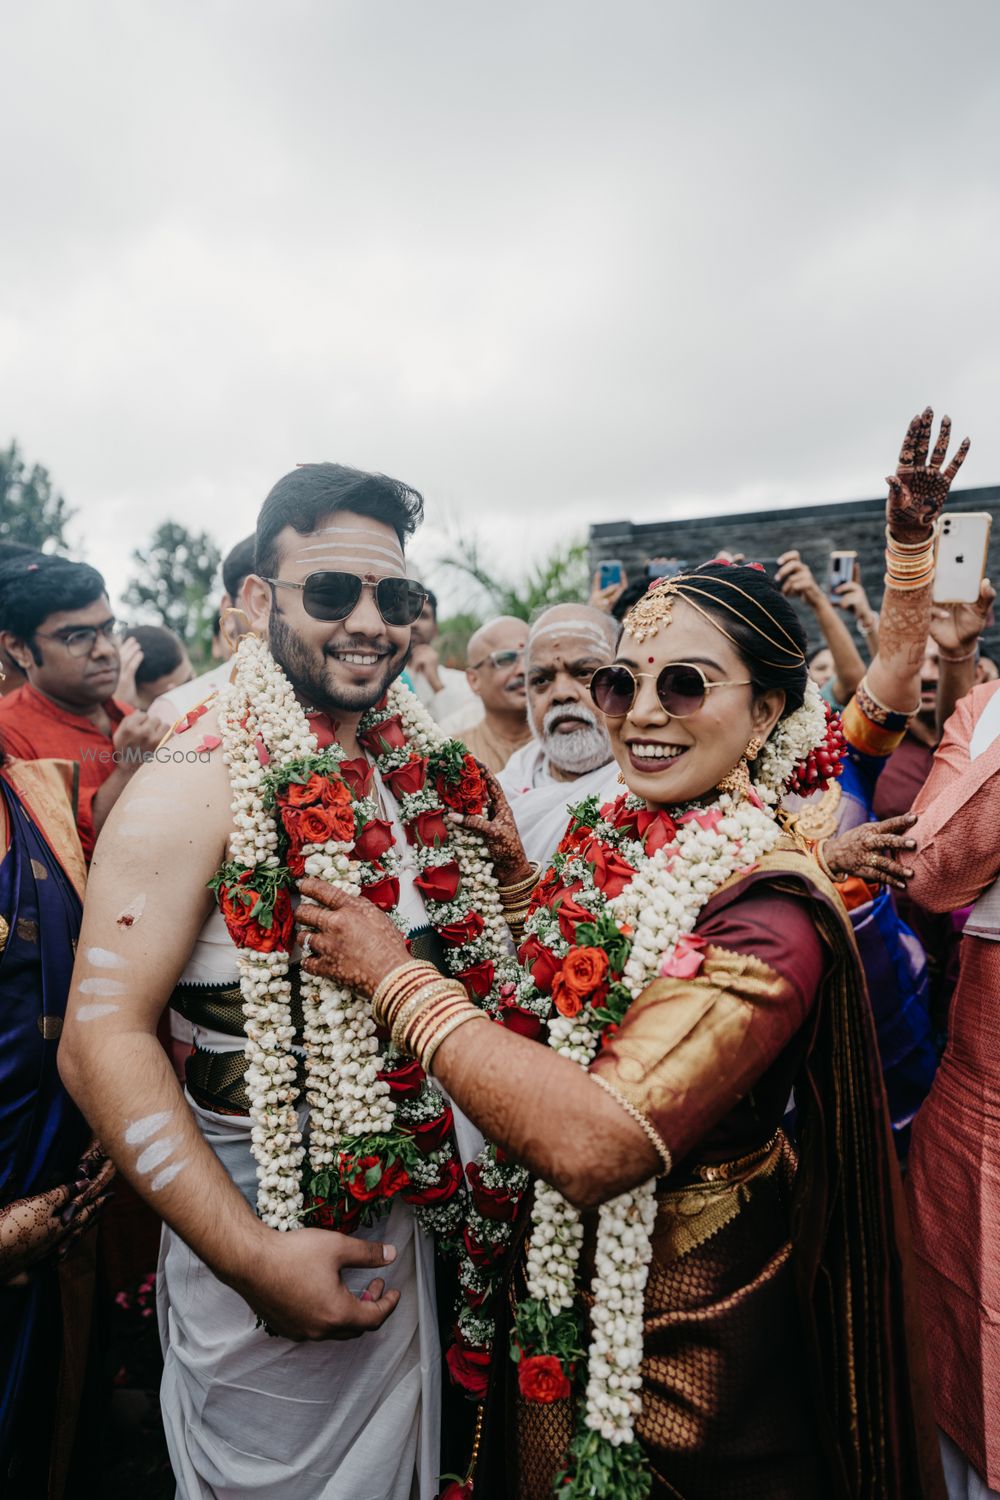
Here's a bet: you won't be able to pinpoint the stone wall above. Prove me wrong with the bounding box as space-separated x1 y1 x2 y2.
588 483 1000 660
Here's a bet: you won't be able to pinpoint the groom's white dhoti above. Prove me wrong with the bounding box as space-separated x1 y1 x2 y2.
158 771 480 1499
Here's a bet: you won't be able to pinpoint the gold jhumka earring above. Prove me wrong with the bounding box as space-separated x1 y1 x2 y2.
716 735 765 800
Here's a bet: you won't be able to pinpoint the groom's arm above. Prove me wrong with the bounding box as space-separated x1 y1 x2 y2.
58 721 399 1340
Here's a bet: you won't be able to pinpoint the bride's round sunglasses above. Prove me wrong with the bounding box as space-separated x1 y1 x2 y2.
590 661 752 719
265 572 428 627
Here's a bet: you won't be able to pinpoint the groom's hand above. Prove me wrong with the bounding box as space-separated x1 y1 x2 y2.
235 1227 401 1341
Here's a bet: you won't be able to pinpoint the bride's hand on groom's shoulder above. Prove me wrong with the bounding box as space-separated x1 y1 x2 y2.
233 1227 401 1342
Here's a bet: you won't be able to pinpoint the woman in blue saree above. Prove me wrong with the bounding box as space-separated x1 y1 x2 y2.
1 744 114 1498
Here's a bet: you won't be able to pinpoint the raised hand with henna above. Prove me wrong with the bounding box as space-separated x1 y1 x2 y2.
823 813 918 890
887 407 970 544
446 763 533 885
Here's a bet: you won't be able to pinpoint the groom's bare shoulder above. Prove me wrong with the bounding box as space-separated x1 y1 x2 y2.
91 703 234 874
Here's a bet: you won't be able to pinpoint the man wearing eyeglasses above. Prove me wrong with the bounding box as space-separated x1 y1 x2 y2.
451 615 532 773
0 556 164 858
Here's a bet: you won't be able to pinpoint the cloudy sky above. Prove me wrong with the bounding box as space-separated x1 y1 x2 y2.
3 0 998 613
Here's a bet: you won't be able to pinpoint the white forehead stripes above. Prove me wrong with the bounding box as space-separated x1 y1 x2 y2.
296 527 405 572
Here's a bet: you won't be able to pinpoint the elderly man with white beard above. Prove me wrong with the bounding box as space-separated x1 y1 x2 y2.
498 603 622 864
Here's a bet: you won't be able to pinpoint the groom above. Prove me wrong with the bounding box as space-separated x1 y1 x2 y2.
58 464 464 1499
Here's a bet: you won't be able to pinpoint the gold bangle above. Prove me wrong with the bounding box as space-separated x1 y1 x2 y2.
379 972 443 1032
372 960 437 1023
589 1073 673 1176
421 1006 489 1073
498 864 540 900
813 838 842 882
938 647 977 663
407 990 471 1055
885 524 937 552
391 982 463 1051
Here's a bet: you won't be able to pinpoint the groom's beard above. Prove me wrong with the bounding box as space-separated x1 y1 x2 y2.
268 607 409 714
535 702 613 777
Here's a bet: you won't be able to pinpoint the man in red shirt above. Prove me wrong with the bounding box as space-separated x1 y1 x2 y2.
0 555 162 858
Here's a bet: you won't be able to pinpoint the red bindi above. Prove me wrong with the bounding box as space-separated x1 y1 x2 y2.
647 656 654 664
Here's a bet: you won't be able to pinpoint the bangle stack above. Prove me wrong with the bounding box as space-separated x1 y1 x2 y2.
371 959 487 1073
884 524 937 592
497 864 540 942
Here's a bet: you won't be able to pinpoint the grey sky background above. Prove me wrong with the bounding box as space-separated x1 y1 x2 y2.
3 0 999 614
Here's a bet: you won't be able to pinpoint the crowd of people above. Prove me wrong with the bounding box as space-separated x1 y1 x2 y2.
1 408 998 1499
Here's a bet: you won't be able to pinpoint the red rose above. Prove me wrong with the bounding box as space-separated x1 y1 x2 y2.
414 860 461 904
556 823 591 856
378 1057 426 1100
582 837 636 900
518 933 562 993
405 1155 463 1205
341 1153 410 1203
467 1160 520 1222
380 1160 411 1199
280 772 328 807
517 1354 571 1404
382 757 428 798
361 875 401 911
339 757 374 798
550 975 583 1018
445 1334 491 1398
556 946 609 1008
359 714 407 756
437 754 488 815
407 807 449 848
353 818 395 864
282 802 355 849
437 911 485 947
498 1001 543 1040
219 875 294 953
555 893 593 944
409 1105 455 1155
457 960 495 1000
359 714 407 755
304 1194 337 1228
642 810 679 855
462 1225 498 1270
437 1483 473 1500
341 1153 383 1202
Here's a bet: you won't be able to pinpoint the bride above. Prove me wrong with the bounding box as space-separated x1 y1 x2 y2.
297 561 943 1499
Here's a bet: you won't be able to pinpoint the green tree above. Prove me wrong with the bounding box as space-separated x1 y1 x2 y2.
124 521 222 667
0 439 75 551
438 534 590 621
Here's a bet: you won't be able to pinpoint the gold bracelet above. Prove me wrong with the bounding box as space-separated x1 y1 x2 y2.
391 982 463 1052
813 838 842 882
885 523 938 552
589 1073 673 1176
372 960 437 1024
407 990 472 1058
498 864 540 901
421 1006 489 1073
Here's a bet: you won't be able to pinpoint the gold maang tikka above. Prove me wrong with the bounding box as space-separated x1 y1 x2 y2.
622 577 685 645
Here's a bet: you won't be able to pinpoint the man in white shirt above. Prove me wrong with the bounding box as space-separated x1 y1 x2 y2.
499 604 622 865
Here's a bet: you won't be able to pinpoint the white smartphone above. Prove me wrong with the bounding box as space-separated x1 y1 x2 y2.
828 550 859 597
933 512 992 604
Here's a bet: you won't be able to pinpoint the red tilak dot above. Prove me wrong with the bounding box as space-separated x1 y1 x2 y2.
648 657 654 664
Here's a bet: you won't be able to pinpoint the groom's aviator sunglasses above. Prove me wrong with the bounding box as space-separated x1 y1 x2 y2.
590 662 752 719
265 573 428 627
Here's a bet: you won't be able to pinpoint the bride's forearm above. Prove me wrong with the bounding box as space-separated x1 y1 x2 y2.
430 1020 658 1210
